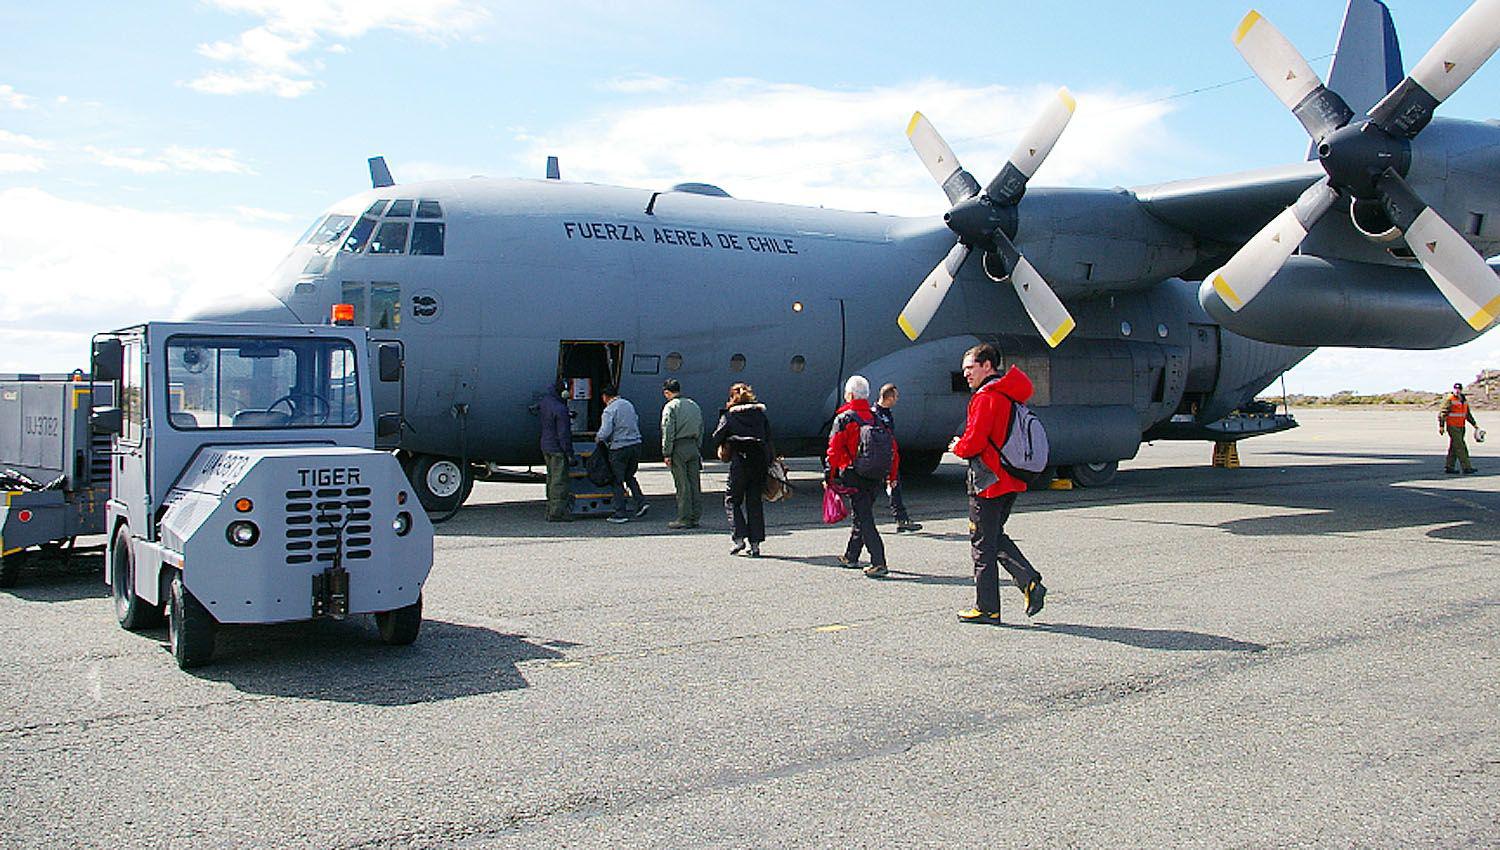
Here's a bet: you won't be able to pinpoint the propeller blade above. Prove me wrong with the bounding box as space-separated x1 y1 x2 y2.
1233 11 1353 140
1369 0 1500 137
1205 178 1339 311
1371 169 1500 330
898 241 971 341
987 233 1075 347
907 112 981 205
984 87 1077 205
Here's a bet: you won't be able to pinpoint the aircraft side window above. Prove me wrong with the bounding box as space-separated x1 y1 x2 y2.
369 221 409 254
410 222 445 256
342 216 377 253
371 282 400 329
386 199 414 217
790 355 805 373
341 281 367 325
416 200 442 219
664 352 682 372
365 200 389 216
308 214 354 246
729 353 746 373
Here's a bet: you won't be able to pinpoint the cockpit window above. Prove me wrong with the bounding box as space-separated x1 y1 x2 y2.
342 216 377 253
365 200 389 217
410 222 445 255
386 199 414 217
416 200 443 219
306 214 354 246
369 221 409 254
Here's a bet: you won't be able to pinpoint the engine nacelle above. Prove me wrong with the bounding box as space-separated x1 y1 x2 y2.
1199 255 1483 348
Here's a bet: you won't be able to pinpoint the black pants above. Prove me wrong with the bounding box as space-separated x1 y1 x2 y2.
887 477 910 523
971 492 1041 613
725 454 767 543
842 472 886 567
609 443 645 516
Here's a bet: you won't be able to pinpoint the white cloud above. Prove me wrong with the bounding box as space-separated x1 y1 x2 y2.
0 188 297 373
1284 336 1500 395
0 84 34 110
513 78 1179 216
0 130 51 150
232 205 296 222
604 74 680 94
189 0 490 98
84 145 255 175
0 153 45 173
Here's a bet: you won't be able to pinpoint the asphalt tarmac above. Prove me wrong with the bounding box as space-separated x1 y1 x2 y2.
1 408 1495 848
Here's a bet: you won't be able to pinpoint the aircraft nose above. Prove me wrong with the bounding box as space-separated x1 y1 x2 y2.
186 289 306 325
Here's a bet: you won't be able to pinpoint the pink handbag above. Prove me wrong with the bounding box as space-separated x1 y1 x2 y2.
821 483 850 524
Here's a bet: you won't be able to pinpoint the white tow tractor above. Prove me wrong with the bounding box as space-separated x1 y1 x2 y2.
91 320 434 668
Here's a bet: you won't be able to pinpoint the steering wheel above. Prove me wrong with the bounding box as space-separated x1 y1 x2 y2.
266 391 331 425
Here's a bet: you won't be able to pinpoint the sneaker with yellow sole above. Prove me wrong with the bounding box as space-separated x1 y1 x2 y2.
957 607 1000 624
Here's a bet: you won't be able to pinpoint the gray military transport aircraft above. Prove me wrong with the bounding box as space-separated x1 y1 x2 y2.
196 0 1500 512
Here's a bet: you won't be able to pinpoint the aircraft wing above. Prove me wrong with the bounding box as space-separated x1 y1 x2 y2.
1131 161 1325 272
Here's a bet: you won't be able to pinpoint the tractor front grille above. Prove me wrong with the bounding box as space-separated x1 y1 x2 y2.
284 486 373 565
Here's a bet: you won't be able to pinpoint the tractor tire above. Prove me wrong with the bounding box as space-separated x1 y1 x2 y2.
376 594 423 646
110 526 163 630
168 573 215 669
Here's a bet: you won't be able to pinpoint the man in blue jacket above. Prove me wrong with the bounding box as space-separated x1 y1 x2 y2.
539 380 576 521
599 384 648 523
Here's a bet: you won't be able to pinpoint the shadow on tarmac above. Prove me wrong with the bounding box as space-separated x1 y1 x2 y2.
185 618 566 705
1001 620 1267 652
2 548 108 603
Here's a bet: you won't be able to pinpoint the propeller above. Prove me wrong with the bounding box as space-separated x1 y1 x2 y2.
898 88 1078 346
1207 4 1500 332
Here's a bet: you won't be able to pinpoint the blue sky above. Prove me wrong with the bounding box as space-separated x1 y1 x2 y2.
2 0 1497 392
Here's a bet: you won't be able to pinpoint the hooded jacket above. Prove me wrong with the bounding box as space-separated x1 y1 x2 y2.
952 365 1033 497
539 386 575 458
827 398 900 483
712 402 772 465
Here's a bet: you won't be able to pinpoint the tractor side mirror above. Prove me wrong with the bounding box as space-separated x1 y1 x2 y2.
91 406 123 435
92 339 123 383
376 413 402 439
377 343 402 383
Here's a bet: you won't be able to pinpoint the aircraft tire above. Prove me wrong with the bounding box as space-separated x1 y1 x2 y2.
376 594 422 646
408 454 472 514
0 551 23 588
168 572 215 669
1066 460 1118 488
110 526 163 630
900 450 945 477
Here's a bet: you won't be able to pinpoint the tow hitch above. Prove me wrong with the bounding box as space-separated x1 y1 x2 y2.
312 566 349 618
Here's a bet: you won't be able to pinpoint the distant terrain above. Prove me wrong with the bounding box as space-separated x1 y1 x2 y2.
1261 370 1500 411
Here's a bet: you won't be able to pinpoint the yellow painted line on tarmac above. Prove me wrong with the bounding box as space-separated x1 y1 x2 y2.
814 624 850 633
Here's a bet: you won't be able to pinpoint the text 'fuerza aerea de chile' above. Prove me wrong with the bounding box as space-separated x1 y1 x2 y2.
562 221 798 254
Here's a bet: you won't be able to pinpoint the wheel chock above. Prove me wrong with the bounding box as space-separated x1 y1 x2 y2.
1212 441 1240 468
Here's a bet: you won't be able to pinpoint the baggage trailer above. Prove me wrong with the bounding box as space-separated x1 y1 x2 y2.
91 320 434 668
0 376 112 587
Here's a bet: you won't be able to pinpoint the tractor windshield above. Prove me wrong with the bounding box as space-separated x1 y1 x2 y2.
164 335 360 430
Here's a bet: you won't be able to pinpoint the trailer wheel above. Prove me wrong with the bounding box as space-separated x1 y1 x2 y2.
900 450 944 478
376 594 423 646
168 573 215 669
110 527 163 630
0 552 23 589
1067 460 1119 488
408 454 471 514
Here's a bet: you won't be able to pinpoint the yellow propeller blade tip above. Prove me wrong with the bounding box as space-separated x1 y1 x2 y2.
1469 295 1500 330
1211 274 1245 311
1234 10 1263 45
897 314 920 341
906 112 924 137
1057 87 1076 112
1044 317 1076 348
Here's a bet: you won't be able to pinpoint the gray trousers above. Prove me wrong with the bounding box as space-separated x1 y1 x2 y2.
544 452 572 519
668 440 702 523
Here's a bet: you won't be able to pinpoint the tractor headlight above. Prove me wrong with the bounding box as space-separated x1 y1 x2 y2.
226 520 260 547
393 511 412 537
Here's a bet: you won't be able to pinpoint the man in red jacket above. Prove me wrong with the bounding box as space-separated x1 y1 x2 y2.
949 343 1046 623
827 374 899 578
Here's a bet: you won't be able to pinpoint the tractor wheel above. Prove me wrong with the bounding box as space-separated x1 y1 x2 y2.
168 573 215 669
376 594 423 646
110 526 163 630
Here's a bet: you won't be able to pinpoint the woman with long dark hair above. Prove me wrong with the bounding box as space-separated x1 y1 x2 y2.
711 382 771 557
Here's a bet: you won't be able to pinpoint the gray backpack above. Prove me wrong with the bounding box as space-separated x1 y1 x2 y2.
997 399 1048 484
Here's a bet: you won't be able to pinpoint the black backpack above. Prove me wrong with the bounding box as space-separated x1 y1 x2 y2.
851 412 895 481
586 442 615 487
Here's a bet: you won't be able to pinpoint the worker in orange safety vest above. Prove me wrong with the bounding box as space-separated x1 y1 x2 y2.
1439 382 1480 474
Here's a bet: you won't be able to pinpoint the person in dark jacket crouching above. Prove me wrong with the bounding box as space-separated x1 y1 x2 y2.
711 382 771 557
827 374 899 578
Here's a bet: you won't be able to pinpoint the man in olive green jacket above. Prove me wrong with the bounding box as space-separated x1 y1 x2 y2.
661 379 704 528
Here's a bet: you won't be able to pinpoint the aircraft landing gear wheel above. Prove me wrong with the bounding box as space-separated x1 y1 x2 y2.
376 594 422 646
900 450 944 477
1067 460 1118 488
408 454 472 514
0 551 24 589
110 526 163 630
168 572 215 669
